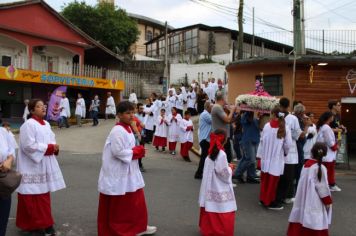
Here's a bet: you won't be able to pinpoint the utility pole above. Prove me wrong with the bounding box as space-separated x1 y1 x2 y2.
250 7 255 57
237 0 244 60
163 21 169 95
293 0 305 55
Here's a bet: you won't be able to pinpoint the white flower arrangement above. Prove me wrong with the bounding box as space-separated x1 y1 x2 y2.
235 94 280 113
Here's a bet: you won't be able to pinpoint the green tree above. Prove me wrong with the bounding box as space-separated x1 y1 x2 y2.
61 1 139 54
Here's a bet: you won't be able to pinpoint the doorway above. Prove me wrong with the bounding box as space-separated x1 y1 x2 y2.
341 97 356 155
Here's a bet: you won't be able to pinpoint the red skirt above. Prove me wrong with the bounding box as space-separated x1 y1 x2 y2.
259 172 280 206
199 207 235 236
16 192 54 231
180 142 193 157
169 142 177 151
287 223 329 236
322 161 335 185
153 136 167 147
97 188 148 236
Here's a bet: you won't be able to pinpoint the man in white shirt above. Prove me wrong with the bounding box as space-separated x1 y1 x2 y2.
58 92 70 128
75 93 86 127
129 89 138 104
105 92 116 120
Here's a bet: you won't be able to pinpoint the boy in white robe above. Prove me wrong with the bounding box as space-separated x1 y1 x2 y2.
175 89 184 117
98 101 157 236
58 92 71 128
16 99 66 235
167 107 182 155
143 99 155 144
258 106 292 210
105 92 116 119
199 129 237 236
166 90 177 115
153 109 169 151
287 142 332 236
75 93 86 127
187 87 197 116
179 111 194 162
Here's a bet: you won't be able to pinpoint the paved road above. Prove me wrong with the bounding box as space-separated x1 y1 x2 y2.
6 120 356 236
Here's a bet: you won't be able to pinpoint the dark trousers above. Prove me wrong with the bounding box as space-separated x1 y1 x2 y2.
144 129 154 143
224 138 232 163
195 140 210 177
92 111 99 126
276 164 296 203
187 107 197 116
177 109 183 117
58 116 69 128
0 196 11 236
233 134 242 160
295 141 305 187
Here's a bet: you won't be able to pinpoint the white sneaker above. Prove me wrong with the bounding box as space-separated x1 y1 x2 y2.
284 198 295 204
330 185 342 192
232 183 237 188
137 226 157 236
256 170 261 177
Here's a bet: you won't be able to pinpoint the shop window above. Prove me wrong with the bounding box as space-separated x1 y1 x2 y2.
256 74 283 96
1 55 11 66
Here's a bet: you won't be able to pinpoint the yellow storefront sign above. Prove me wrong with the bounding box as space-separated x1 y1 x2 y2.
0 66 124 90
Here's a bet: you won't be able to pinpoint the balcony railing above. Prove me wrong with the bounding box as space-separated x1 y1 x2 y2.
10 55 120 80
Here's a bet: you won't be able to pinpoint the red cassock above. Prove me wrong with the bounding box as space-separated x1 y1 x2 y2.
199 207 235 236
287 223 329 236
180 142 193 157
97 188 148 236
168 142 177 151
322 161 335 186
152 136 167 147
259 172 280 206
16 192 54 231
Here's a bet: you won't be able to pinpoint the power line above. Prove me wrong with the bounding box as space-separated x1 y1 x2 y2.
309 0 356 23
305 0 356 21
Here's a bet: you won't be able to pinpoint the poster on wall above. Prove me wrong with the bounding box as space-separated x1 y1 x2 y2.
47 86 67 121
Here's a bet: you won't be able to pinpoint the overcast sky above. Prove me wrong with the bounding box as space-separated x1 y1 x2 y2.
2 0 356 36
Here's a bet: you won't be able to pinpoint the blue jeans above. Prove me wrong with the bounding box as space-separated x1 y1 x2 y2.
233 134 242 160
0 196 11 236
234 141 258 178
92 110 99 126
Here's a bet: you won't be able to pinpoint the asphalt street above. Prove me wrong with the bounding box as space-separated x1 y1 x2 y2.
6 120 356 236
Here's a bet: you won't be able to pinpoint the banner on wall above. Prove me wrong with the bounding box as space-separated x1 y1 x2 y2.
47 86 67 121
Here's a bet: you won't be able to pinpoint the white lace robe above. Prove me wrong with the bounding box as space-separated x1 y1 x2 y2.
16 119 66 194
167 114 182 142
199 150 237 213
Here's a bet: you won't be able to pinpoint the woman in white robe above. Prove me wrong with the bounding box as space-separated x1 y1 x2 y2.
316 112 340 192
257 106 292 210
153 109 169 151
199 129 237 236
75 93 86 127
167 107 182 155
287 142 332 236
16 99 66 235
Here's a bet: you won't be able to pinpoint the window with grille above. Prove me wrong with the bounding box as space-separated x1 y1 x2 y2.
256 74 283 96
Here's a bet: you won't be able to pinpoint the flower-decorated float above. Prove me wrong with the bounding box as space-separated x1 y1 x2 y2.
235 79 279 114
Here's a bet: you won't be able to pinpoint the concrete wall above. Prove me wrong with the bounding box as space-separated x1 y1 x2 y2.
214 32 231 55
170 63 226 85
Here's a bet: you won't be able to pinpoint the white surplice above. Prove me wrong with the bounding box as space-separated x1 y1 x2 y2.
23 106 29 121
75 98 86 118
105 96 116 115
0 127 14 163
59 97 71 117
167 113 182 142
152 100 162 124
179 119 194 143
98 125 144 195
288 162 332 230
175 94 184 110
316 124 337 162
199 150 237 213
257 122 293 176
143 105 154 131
304 124 318 160
154 116 169 138
128 92 138 104
16 119 66 194
187 91 196 109
285 114 302 164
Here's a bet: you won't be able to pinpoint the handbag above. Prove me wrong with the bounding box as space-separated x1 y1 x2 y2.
0 170 22 197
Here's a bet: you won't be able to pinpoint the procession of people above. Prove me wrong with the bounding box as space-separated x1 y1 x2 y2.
0 77 348 236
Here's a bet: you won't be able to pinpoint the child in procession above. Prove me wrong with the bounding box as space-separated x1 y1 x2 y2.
287 142 332 236
153 108 169 152
179 110 194 162
198 129 237 236
167 107 182 155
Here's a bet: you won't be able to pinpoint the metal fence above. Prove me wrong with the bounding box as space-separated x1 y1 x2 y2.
120 71 142 98
256 30 356 55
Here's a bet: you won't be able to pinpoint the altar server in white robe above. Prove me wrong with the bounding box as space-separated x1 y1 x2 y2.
16 99 66 235
303 112 318 160
187 87 197 116
58 92 71 128
153 108 169 152
105 92 116 119
198 129 237 236
167 107 182 155
175 89 184 116
258 106 292 210
316 112 340 192
166 90 177 116
75 93 86 127
98 101 156 236
143 99 155 144
2 122 18 152
22 99 30 122
287 142 332 236
179 110 194 162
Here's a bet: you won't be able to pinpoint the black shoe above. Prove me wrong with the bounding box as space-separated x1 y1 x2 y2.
162 147 165 152
268 202 284 210
236 176 246 184
183 156 192 162
156 146 159 151
44 226 56 236
246 177 260 184
194 173 202 179
140 167 146 172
